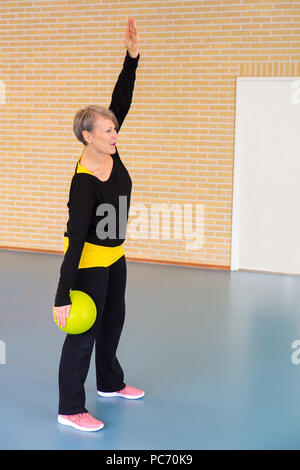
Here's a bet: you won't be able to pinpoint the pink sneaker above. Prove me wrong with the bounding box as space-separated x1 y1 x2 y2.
57 412 104 432
97 384 145 400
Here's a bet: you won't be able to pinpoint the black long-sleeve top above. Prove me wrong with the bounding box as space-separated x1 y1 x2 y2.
54 51 140 307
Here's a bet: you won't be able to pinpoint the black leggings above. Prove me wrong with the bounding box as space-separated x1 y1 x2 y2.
58 255 127 415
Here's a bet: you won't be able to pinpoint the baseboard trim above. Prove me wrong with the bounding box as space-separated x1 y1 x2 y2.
0 245 230 271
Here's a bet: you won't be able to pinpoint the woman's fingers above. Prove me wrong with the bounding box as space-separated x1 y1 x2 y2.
60 307 67 328
59 308 65 328
66 304 71 319
125 17 138 49
61 305 70 327
128 17 136 32
54 305 71 328
56 308 64 328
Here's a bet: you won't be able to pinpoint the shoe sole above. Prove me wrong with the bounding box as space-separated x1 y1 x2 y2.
97 390 145 399
57 415 104 432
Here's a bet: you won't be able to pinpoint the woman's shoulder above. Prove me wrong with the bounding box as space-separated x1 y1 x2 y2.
69 172 97 199
71 171 97 183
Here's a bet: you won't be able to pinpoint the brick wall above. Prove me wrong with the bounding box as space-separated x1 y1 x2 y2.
0 0 299 268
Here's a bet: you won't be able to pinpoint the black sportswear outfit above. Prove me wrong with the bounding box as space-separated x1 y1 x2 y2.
54 51 140 415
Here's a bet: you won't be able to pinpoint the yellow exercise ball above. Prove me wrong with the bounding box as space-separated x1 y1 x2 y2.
53 290 97 334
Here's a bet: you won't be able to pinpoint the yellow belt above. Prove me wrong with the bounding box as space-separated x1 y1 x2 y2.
63 236 125 268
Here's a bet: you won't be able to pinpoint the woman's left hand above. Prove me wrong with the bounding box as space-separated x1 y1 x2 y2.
124 17 139 58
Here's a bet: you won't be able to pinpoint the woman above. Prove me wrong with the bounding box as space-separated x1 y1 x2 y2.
53 18 144 432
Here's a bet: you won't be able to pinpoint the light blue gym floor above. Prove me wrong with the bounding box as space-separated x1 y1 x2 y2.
1 249 300 450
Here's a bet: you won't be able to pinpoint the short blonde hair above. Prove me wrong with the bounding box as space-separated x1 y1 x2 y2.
73 105 119 145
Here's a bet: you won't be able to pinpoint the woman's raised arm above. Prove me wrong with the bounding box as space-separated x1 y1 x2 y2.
109 18 140 131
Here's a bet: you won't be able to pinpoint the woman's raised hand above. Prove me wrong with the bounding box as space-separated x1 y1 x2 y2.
124 17 139 58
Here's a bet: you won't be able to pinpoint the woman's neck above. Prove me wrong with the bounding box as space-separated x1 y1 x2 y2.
80 146 109 170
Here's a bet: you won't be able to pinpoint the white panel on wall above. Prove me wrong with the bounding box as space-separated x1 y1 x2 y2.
231 77 300 275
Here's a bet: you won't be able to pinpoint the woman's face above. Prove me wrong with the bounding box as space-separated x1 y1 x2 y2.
85 115 118 154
